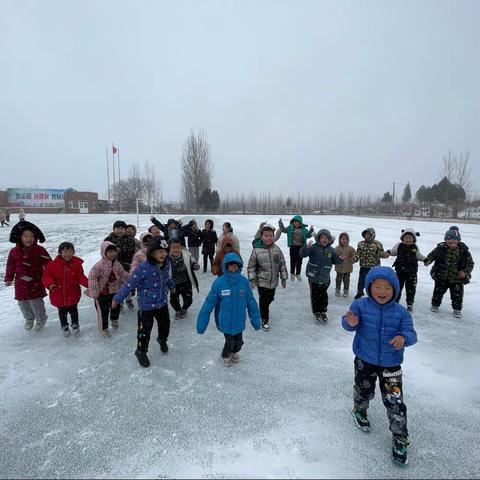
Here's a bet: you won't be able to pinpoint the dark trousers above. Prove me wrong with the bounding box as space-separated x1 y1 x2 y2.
58 305 79 328
258 286 276 322
137 306 170 353
222 333 244 358
170 282 193 312
203 252 214 272
96 294 121 330
335 272 351 292
396 271 417 305
289 246 303 275
356 267 371 295
354 356 408 438
309 279 330 314
432 280 464 311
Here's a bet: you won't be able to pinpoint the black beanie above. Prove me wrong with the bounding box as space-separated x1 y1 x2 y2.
113 220 127 229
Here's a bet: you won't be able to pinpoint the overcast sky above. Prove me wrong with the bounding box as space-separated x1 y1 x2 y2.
1 0 479 201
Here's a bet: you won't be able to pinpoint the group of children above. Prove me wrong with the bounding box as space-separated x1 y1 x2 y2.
3 215 475 465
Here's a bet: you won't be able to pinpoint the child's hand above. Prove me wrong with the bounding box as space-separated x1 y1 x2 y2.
339 255 346 260
111 300 119 309
389 335 405 350
345 310 359 327
281 279 287 289
307 240 314 248
250 280 257 289
458 271 466 279
5 281 12 287
309 225 314 233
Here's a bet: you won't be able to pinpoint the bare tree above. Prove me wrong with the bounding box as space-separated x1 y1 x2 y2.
181 130 213 212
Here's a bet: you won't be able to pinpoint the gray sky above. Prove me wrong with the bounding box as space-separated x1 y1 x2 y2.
1 0 479 201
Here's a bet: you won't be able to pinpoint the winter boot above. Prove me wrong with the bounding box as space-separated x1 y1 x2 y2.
180 309 188 319
34 320 46 331
290 274 295 281
174 311 182 320
335 289 341 297
158 338 168 354
343 290 349 297
111 319 119 329
126 298 135 310
262 320 270 331
430 305 439 313
352 408 371 432
453 309 462 318
25 320 34 331
296 275 303 282
316 313 328 322
102 329 111 337
230 352 240 363
72 325 80 335
63 326 71 337
392 435 409 466
220 355 233 367
135 349 150 368
407 304 413 312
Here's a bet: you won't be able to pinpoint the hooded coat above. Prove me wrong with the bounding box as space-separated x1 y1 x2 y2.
425 241 474 284
247 238 288 289
196 253 261 335
103 232 136 271
129 232 152 273
88 241 129 298
278 215 313 247
42 255 89 307
355 228 387 267
342 266 417 367
201 220 218 255
213 237 241 276
150 217 193 247
388 228 425 274
300 229 343 284
335 232 357 273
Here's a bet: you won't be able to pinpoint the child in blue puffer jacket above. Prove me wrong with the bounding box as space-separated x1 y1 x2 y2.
300 229 343 322
113 238 175 368
197 252 261 367
342 266 417 466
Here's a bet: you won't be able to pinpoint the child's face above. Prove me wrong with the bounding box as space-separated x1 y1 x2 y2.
370 279 394 304
446 239 459 249
204 222 211 230
402 233 415 245
143 236 152 247
169 223 177 230
318 234 329 246
169 243 182 257
126 227 136 237
113 226 126 236
61 248 74 261
363 232 372 241
21 230 35 247
261 230 274 245
222 224 230 234
153 249 168 263
227 263 239 273
105 248 117 261
292 221 301 229
150 226 161 236
340 235 348 246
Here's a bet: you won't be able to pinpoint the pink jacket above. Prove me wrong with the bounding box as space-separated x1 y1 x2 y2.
88 241 129 298
129 231 151 273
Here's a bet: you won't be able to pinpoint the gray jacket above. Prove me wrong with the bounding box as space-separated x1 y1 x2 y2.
247 244 288 289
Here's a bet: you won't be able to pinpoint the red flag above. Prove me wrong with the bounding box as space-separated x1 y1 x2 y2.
112 145 118 154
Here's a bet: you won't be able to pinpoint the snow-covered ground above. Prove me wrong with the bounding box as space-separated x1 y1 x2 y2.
0 214 478 479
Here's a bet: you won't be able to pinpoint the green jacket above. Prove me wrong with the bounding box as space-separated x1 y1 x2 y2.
425 242 474 284
278 215 313 247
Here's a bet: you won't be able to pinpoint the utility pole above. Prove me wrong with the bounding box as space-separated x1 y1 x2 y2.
392 182 396 204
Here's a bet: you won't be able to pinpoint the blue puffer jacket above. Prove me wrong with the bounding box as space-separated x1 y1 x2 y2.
197 253 261 335
300 229 343 284
113 258 175 311
342 266 417 367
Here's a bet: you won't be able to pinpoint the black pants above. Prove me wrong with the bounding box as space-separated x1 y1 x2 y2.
335 272 351 292
289 246 303 275
203 252 214 272
356 267 371 295
1 221 9 227
96 294 121 330
432 280 464 311
170 282 193 312
137 306 170 353
58 305 79 328
258 286 276 322
354 356 408 438
309 279 330 314
222 333 244 358
396 271 417 305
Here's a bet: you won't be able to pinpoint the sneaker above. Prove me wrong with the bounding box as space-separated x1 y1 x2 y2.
111 319 119 329
453 309 462 318
180 309 188 319
407 304 413 312
343 290 349 297
24 320 34 331
335 289 341 297
296 275 302 282
352 408 371 432
135 349 150 368
220 355 233 367
315 313 328 322
72 325 80 336
392 436 409 466
34 321 46 331
174 311 182 320
354 292 363 300
158 339 168 354
290 274 295 281
230 352 240 363
262 321 270 331
102 329 111 337
430 305 439 313
63 327 71 337
126 298 135 310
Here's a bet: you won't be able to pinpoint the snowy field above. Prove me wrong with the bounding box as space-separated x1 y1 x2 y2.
0 214 478 479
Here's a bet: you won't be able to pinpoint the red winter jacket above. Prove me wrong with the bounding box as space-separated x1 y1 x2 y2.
42 255 89 308
5 242 52 301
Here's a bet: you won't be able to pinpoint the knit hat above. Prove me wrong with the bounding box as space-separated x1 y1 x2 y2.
444 228 461 241
400 228 420 242
9 221 46 244
260 223 275 234
113 220 127 229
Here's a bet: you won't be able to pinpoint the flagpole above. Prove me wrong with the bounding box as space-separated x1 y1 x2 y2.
117 147 121 212
106 147 111 209
112 143 116 211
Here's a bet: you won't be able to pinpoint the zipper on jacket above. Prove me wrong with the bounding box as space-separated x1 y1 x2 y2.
378 307 384 364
